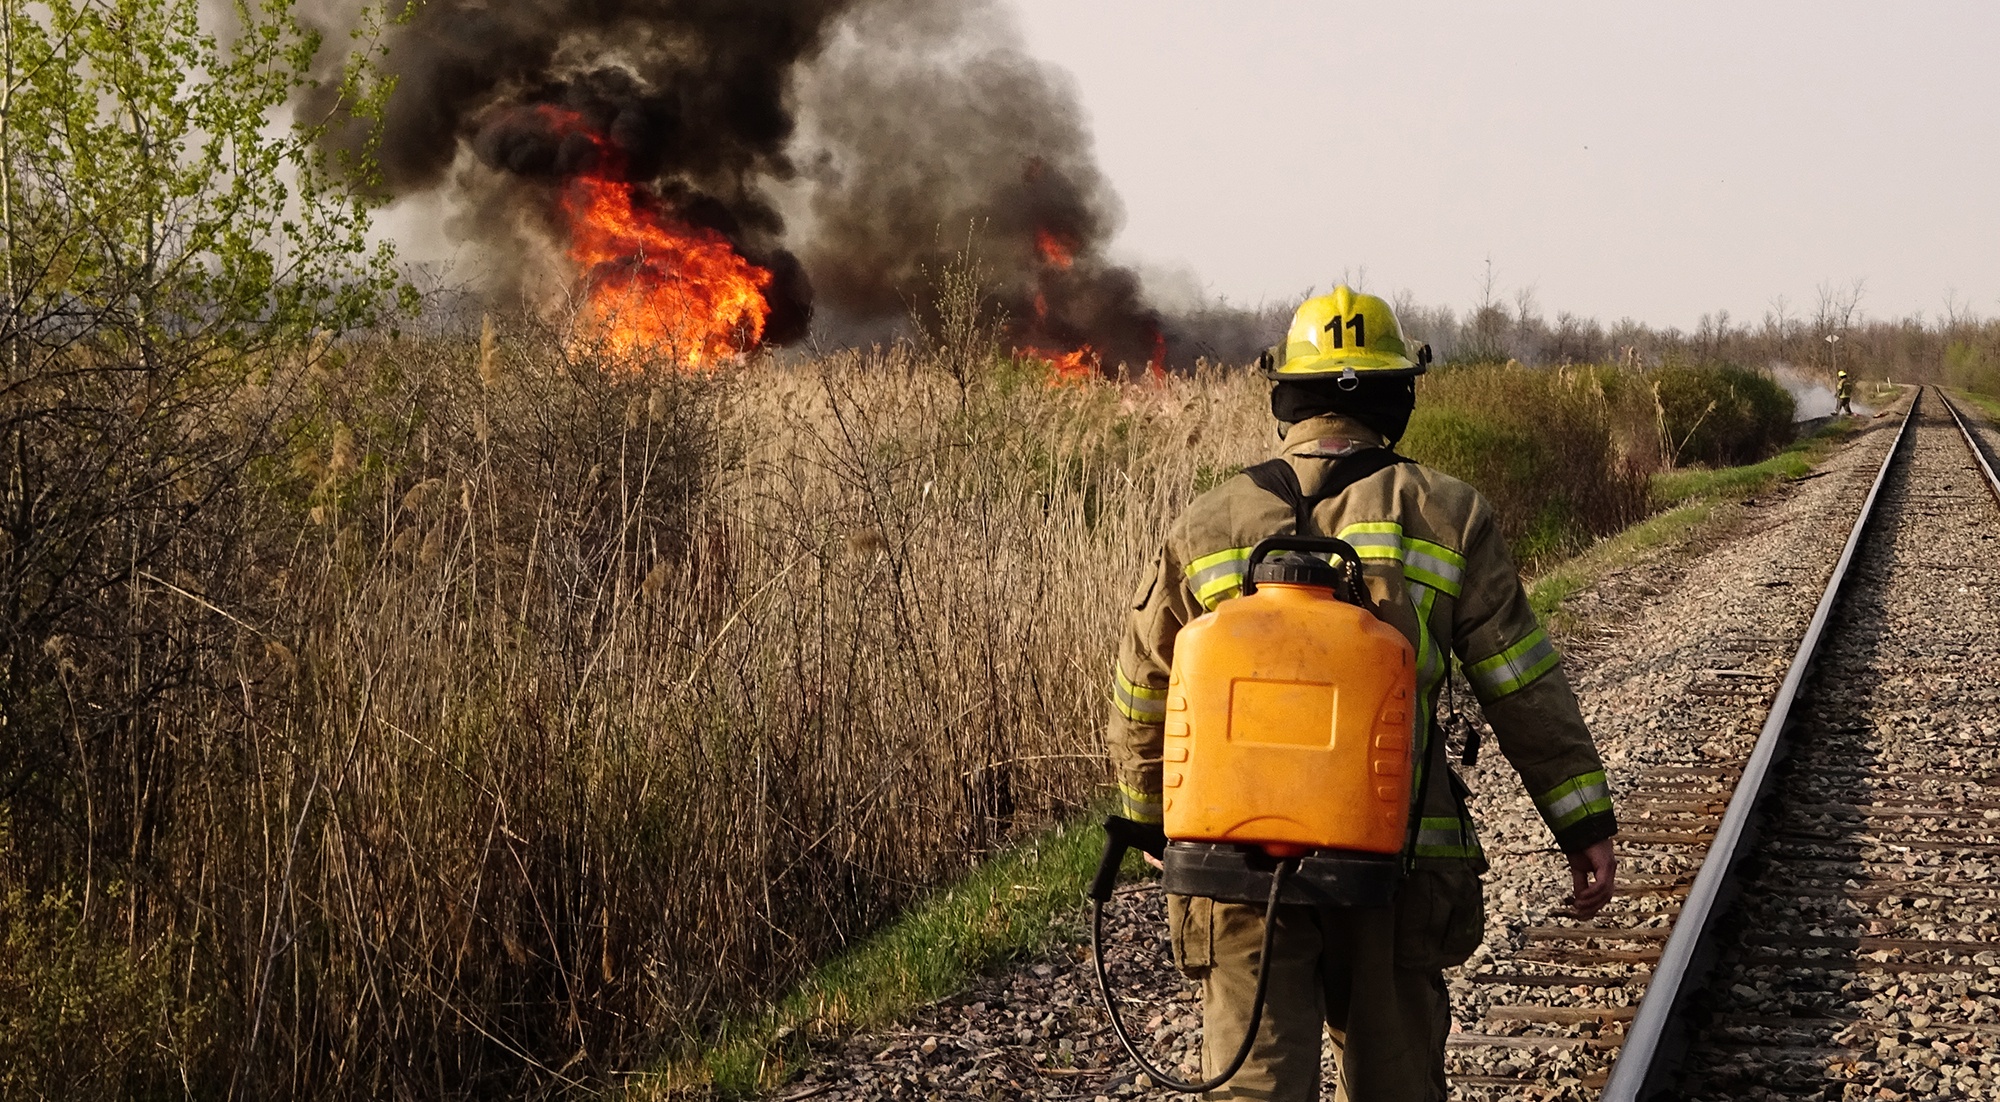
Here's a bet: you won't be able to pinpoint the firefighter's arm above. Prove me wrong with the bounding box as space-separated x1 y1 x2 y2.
1451 504 1618 854
1107 547 1194 824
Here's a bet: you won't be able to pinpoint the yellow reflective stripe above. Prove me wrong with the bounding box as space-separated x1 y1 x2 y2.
1407 537 1466 571
1402 538 1465 597
1412 584 1444 701
1465 627 1560 702
1114 699 1162 724
1193 575 1245 610
1187 545 1251 576
1119 782 1163 824
1409 585 1451 858
1337 521 1405 563
1187 546 1252 609
1412 816 1482 859
1113 665 1167 724
1333 523 1465 597
1536 770 1613 831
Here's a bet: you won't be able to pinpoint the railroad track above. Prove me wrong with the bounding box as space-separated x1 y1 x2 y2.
1448 387 2000 1100
1636 388 2000 1101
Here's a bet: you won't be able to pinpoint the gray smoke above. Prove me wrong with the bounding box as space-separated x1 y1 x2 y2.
1767 361 1855 419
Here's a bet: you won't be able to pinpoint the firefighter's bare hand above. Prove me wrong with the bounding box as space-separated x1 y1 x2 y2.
1143 852 1163 870
1565 839 1616 917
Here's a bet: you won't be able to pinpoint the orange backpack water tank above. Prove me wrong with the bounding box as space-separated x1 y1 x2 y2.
1161 537 1416 857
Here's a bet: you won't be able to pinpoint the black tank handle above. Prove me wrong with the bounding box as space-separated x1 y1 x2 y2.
1242 535 1366 600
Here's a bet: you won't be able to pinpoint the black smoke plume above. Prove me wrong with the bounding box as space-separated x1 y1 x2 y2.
790 1 1163 367
309 0 1234 370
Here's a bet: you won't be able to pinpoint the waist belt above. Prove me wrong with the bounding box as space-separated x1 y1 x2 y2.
1159 841 1402 908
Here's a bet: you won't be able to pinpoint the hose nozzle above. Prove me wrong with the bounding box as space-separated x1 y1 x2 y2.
1090 816 1166 902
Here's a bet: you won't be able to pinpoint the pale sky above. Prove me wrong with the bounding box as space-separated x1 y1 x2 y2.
1006 1 2000 330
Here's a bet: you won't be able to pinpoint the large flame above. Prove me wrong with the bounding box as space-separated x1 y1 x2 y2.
563 179 772 367
541 108 773 368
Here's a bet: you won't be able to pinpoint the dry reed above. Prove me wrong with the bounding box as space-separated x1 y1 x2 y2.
2 322 1268 1097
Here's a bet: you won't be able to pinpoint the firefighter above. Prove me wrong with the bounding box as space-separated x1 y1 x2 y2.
1107 287 1619 1101
1836 369 1853 415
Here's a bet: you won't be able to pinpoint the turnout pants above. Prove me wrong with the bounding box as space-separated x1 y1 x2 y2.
1166 867 1483 1102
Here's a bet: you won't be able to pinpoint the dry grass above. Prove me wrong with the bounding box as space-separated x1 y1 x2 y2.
3 320 1269 1097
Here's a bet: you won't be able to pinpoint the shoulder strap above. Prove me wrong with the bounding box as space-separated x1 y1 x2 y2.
1241 458 1310 533
1242 449 1412 537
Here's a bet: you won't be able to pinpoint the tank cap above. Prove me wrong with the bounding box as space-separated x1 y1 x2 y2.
1251 553 1343 590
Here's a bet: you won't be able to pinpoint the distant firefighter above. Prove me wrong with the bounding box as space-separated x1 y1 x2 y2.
1837 370 1854 415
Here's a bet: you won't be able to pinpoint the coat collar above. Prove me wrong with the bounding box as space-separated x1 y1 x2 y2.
1276 414 1390 459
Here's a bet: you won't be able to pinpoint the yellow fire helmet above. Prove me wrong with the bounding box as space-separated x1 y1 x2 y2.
1261 285 1430 381
1838 369 1848 377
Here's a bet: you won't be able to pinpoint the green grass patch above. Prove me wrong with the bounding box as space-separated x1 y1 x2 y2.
1949 387 2000 425
1651 418 1855 507
1527 499 1723 626
1530 418 1858 627
651 812 1139 1097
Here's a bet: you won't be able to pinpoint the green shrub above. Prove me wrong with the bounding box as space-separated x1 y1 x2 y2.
1402 363 1652 566
0 817 193 1099
1944 341 2000 397
1399 360 1798 565
1652 363 1795 467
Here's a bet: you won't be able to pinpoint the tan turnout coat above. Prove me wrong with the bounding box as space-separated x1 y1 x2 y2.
1107 413 1618 870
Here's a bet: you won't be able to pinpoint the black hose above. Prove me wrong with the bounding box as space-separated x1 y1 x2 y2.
1092 858 1295 1094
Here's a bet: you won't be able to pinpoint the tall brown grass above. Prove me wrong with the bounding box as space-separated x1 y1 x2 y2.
1401 363 1653 566
1 320 1270 1097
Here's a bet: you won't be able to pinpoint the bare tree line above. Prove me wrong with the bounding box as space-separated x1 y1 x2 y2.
1378 273 1996 391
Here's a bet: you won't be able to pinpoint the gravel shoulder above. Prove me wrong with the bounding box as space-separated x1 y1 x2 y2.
776 407 1913 1102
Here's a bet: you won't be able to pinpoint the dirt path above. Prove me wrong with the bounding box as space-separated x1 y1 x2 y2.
778 409 1913 1101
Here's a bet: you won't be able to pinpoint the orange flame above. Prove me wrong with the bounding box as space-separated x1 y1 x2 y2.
1023 345 1098 385
1035 228 1075 271
542 108 773 368
564 178 772 367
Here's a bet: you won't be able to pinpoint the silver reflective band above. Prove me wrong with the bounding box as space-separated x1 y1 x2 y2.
1466 630 1559 701
1538 771 1613 830
1114 667 1167 723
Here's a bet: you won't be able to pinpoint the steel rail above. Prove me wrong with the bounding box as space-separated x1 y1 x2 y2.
1936 387 2000 508
1599 388 1922 1102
